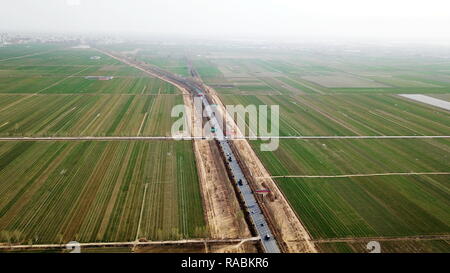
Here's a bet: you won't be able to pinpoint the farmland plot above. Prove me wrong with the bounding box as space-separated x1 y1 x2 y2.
0 64 146 78
0 75 71 94
276 175 449 239
220 94 450 136
252 139 450 176
0 94 183 136
0 141 206 244
251 138 449 244
328 87 450 94
0 44 63 61
0 48 121 66
367 76 443 88
192 59 224 79
0 65 89 77
301 73 389 88
0 73 178 94
41 76 178 94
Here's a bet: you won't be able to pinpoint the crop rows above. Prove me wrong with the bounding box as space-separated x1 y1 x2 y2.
251 138 450 240
0 94 183 136
0 48 120 66
221 94 450 136
0 74 178 94
276 175 449 239
252 138 450 176
0 141 206 244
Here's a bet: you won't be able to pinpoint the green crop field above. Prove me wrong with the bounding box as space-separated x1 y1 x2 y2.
0 140 206 244
221 94 450 136
0 48 120 66
0 44 64 60
138 43 450 252
276 175 449 239
38 76 177 94
252 138 450 243
0 44 209 248
252 139 450 176
0 65 89 77
0 46 184 136
0 94 183 137
0 67 177 94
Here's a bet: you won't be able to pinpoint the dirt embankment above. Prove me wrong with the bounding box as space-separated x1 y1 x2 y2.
182 89 252 243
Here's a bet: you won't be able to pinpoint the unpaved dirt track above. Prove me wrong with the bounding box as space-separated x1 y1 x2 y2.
0 237 260 250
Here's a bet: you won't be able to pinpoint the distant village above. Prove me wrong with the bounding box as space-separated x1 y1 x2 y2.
0 32 122 47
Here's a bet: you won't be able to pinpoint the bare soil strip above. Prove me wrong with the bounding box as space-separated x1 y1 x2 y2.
193 140 252 239
80 113 101 135
0 237 260 250
183 87 252 240
141 85 147 94
137 112 148 136
400 94 450 111
0 122 9 129
265 172 450 179
135 183 149 241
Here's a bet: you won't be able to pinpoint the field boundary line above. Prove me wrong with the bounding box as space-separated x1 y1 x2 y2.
0 122 9 129
34 66 91 94
137 112 148 136
141 85 147 94
0 237 260 250
301 234 450 243
0 94 37 113
0 136 449 142
80 113 101 135
135 183 149 241
263 172 450 179
0 50 56 62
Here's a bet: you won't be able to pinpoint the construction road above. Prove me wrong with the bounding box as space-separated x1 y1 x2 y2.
97 48 281 253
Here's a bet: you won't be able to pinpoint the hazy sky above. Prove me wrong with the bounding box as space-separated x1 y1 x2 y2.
1 0 450 41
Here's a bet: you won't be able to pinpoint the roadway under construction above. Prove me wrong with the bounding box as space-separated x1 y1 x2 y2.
97 48 282 253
